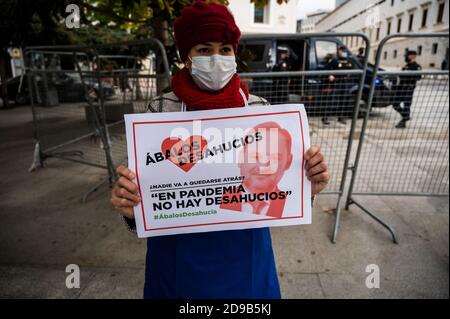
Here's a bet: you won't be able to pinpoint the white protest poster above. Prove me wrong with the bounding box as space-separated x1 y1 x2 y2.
124 104 311 238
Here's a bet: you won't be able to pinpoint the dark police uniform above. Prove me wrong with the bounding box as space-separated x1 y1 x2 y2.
273 47 294 103
392 54 422 127
322 52 355 124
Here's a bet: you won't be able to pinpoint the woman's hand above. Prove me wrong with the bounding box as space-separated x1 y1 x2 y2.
111 165 141 219
304 145 330 196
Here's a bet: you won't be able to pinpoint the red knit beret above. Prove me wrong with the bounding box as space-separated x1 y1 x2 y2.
174 1 241 62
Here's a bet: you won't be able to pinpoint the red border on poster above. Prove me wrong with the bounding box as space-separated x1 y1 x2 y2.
132 111 305 232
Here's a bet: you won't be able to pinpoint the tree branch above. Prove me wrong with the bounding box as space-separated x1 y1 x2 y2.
79 2 148 24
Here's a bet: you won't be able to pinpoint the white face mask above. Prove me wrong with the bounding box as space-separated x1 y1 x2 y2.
189 54 237 91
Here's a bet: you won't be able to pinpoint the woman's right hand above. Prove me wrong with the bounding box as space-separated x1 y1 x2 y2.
111 165 141 219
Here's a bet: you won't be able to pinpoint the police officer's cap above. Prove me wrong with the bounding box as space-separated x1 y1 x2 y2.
277 46 289 53
406 50 417 56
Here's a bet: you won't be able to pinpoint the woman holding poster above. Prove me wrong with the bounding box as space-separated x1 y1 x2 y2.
111 1 330 299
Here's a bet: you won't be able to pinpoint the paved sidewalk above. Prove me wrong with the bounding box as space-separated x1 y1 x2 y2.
0 106 448 298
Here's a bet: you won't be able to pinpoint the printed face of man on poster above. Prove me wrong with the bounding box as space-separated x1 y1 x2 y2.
220 121 293 218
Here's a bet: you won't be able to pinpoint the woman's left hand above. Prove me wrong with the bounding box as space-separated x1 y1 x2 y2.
304 145 330 196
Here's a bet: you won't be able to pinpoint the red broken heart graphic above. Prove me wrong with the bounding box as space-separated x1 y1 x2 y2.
161 135 208 172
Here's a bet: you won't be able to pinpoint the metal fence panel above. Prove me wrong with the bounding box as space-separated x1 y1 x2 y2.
240 69 364 194
26 51 110 169
237 32 371 243
351 72 448 195
22 32 449 243
343 33 449 243
25 39 171 200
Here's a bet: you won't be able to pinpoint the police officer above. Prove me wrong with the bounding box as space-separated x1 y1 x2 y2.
273 45 294 103
322 46 354 125
356 47 365 65
392 50 422 128
273 46 292 72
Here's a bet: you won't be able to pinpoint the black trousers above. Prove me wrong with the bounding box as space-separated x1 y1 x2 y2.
392 87 415 120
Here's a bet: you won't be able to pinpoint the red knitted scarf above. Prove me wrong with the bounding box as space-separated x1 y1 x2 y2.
172 67 249 111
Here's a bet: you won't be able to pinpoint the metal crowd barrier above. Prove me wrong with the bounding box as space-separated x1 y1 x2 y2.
341 32 449 243
25 39 171 201
24 32 448 245
239 32 371 243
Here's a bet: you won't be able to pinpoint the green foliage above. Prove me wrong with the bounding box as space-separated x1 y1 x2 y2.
251 0 288 8
0 0 288 48
78 0 229 29
0 0 73 47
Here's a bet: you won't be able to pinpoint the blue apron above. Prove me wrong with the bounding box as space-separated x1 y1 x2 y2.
144 228 281 299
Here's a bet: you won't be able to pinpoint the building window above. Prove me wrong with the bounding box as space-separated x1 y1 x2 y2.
315 41 338 65
376 27 380 40
384 51 388 60
417 45 422 55
408 13 414 31
397 18 402 33
394 49 398 58
432 43 438 54
437 2 445 24
387 21 392 35
421 7 428 28
254 2 270 24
